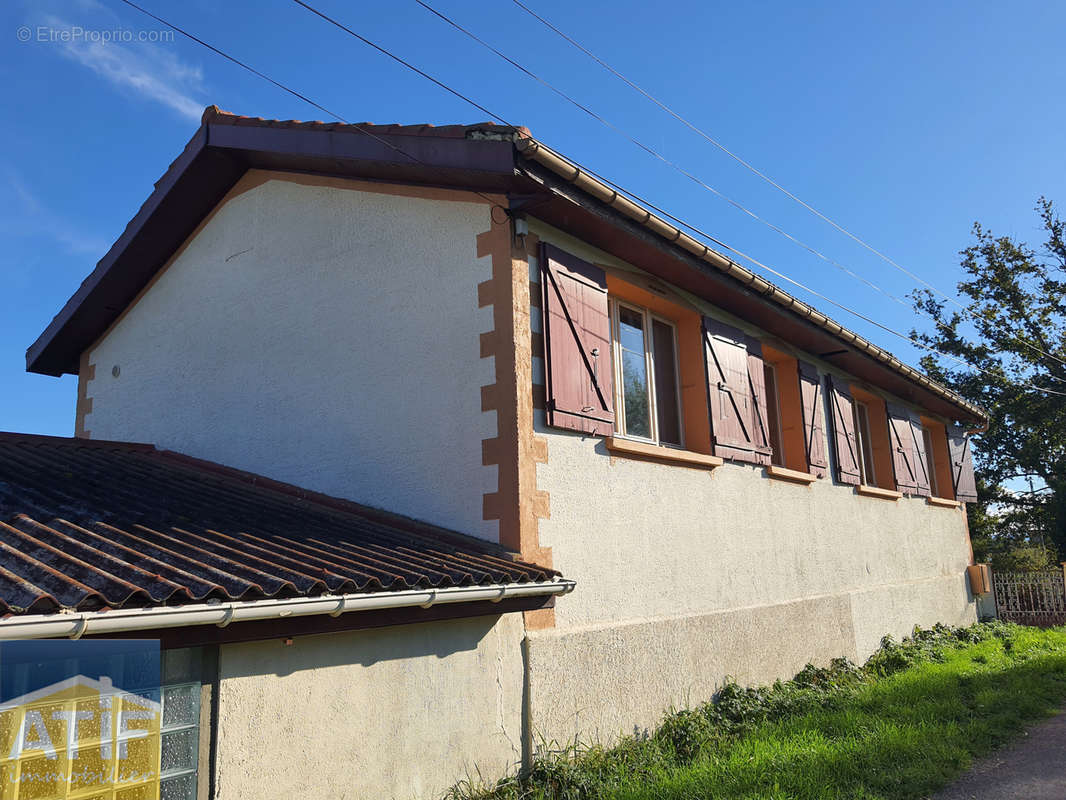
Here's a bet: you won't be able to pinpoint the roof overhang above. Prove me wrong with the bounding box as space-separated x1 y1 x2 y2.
0 580 575 642
26 108 986 424
513 140 987 423
26 110 524 377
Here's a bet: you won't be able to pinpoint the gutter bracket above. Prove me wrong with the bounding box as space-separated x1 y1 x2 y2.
69 616 88 640
216 604 235 628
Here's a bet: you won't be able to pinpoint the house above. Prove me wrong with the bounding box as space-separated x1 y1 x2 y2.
4 106 984 799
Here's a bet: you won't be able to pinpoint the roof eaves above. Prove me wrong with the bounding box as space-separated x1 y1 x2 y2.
514 136 988 423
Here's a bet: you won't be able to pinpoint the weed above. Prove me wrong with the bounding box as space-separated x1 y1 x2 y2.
446 621 1066 800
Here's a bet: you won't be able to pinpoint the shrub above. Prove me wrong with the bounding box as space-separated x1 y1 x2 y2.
447 620 1035 800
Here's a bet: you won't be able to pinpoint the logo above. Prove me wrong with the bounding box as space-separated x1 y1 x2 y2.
0 675 161 798
0 641 163 799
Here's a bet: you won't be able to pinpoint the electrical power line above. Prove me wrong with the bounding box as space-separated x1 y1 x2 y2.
114 0 1063 397
508 0 1066 375
116 0 505 212
417 0 1066 380
561 157 1066 397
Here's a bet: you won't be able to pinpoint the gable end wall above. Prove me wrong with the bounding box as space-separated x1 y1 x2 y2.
78 170 502 541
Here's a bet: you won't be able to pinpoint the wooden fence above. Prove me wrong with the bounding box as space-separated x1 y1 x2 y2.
992 568 1066 627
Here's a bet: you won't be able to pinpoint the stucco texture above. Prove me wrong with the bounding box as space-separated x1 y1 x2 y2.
215 614 526 800
523 221 976 744
526 432 975 742
526 594 854 744
82 171 499 540
537 432 974 632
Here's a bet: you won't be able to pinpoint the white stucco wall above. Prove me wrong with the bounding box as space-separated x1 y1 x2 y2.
524 220 977 744
536 436 974 632
215 614 526 800
82 171 498 540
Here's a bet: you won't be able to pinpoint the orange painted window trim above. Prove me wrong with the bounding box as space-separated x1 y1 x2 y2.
927 496 962 509
856 484 902 501
920 416 956 501
605 437 722 470
765 465 818 485
761 344 808 473
604 273 711 456
850 386 896 491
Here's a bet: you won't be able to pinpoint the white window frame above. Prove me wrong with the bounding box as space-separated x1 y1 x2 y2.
854 400 877 486
609 300 684 448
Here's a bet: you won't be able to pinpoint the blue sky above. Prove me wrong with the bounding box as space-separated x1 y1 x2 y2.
2 0 1064 436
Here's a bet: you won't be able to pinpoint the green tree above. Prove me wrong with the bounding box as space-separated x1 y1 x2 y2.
912 198 1066 569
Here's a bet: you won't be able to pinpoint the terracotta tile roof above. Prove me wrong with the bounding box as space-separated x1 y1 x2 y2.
0 433 558 617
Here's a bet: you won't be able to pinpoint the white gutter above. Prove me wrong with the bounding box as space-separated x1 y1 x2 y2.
0 580 576 640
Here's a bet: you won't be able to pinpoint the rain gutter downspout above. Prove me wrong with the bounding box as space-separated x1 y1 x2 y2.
0 580 576 640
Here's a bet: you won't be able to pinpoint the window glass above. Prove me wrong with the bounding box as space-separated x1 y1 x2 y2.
854 402 877 485
922 427 939 496
0 647 207 800
763 363 784 466
652 320 682 446
617 306 652 439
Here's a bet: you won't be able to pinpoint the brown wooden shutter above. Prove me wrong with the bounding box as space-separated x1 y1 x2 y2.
886 402 919 495
745 337 773 465
908 412 931 497
797 361 828 478
947 424 978 502
826 376 861 485
702 318 771 464
540 244 614 436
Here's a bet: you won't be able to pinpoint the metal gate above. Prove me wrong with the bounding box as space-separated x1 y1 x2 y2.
992 569 1066 627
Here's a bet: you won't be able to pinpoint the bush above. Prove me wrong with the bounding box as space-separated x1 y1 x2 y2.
448 620 1034 800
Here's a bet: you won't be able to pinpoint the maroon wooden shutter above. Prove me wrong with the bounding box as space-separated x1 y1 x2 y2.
908 412 931 497
745 337 773 465
541 244 614 436
826 376 861 485
886 402 919 495
947 424 978 502
702 318 771 464
797 361 828 478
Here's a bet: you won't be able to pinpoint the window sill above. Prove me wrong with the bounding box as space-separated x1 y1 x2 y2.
926 496 962 509
856 484 902 501
765 465 818 485
605 437 723 470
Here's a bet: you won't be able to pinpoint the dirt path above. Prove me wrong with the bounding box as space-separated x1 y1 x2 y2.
931 711 1066 799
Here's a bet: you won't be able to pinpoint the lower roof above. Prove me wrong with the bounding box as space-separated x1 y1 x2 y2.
0 433 559 617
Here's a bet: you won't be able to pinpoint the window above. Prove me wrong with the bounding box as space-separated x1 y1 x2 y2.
921 427 939 496
920 417 958 500
761 346 825 475
763 363 785 467
853 400 877 486
159 647 213 800
610 301 683 447
0 646 212 800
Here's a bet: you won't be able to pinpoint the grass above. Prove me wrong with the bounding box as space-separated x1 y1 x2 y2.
448 621 1066 800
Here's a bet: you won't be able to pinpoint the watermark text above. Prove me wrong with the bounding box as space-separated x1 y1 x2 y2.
17 24 174 44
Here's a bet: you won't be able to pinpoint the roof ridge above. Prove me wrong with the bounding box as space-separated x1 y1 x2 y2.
0 432 156 451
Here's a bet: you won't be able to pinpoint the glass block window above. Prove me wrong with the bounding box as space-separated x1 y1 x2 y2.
158 648 209 800
0 644 211 800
